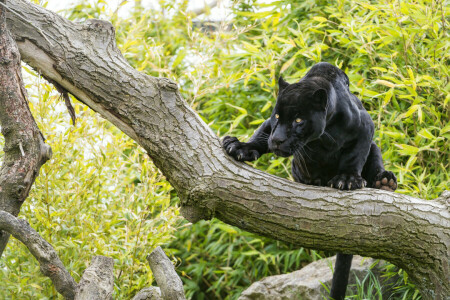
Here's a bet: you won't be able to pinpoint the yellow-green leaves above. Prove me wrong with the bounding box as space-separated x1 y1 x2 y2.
375 80 396 88
312 16 327 23
395 144 419 156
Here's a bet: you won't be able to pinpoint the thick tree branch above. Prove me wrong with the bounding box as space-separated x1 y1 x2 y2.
75 256 114 300
147 247 186 300
0 0 51 256
4 1 449 298
0 211 77 299
132 287 162 300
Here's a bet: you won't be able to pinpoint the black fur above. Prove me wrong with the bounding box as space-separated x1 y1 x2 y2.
223 62 397 299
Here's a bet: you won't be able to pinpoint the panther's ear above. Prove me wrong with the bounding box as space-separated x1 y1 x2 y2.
278 76 289 92
312 88 328 111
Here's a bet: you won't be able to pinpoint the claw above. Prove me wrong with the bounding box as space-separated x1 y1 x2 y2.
238 154 242 160
338 181 343 189
228 146 234 154
330 183 333 188
252 153 258 161
348 182 352 190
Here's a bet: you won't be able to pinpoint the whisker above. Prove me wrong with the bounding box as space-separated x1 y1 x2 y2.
253 136 269 143
294 148 310 178
304 144 317 154
299 146 315 162
323 131 337 145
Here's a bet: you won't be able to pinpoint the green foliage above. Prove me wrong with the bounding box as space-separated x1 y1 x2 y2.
0 68 179 298
0 0 448 299
166 0 448 296
169 220 320 299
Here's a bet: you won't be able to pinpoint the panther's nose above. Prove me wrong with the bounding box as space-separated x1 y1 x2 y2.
272 137 286 147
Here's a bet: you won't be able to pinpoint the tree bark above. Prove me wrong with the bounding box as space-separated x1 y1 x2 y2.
132 287 162 300
0 0 51 256
75 256 114 300
0 210 116 300
147 247 186 300
4 0 449 298
0 211 77 299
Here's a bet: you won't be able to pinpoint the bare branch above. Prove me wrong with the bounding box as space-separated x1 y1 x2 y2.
0 211 77 299
75 256 114 300
147 247 186 300
0 0 52 256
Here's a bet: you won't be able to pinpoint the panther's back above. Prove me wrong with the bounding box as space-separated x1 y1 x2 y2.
304 62 350 88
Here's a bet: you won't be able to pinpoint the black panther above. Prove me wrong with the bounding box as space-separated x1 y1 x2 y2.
222 62 397 299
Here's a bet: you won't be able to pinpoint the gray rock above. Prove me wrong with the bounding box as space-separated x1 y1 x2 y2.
239 255 381 300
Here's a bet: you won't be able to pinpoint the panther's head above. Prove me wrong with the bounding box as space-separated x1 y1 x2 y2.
268 76 330 157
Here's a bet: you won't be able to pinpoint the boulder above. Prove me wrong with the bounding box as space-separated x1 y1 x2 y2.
239 255 383 300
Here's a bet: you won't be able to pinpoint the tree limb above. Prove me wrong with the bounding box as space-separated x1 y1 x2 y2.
147 247 186 300
4 0 449 298
0 0 52 256
0 211 77 299
0 211 116 300
75 256 114 300
132 287 162 300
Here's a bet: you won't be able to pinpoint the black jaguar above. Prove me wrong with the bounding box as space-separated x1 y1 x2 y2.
222 62 397 300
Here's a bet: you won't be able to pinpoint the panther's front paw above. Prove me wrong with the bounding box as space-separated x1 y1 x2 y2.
222 136 260 162
328 174 366 190
373 171 397 191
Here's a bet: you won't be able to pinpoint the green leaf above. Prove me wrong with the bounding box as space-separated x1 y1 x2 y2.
280 56 297 73
225 103 247 115
374 79 396 88
395 144 419 156
249 119 265 125
261 101 272 113
312 16 327 22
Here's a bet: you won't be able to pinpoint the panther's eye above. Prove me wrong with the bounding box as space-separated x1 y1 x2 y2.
295 118 302 123
275 114 279 119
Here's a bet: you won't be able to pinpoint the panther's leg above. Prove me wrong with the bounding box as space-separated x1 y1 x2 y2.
328 134 371 298
222 119 272 162
330 253 353 300
327 132 372 190
362 142 397 191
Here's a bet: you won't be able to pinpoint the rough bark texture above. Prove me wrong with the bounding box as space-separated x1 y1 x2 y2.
132 287 162 300
4 1 449 298
0 0 51 256
147 247 186 300
0 211 77 299
75 256 114 300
